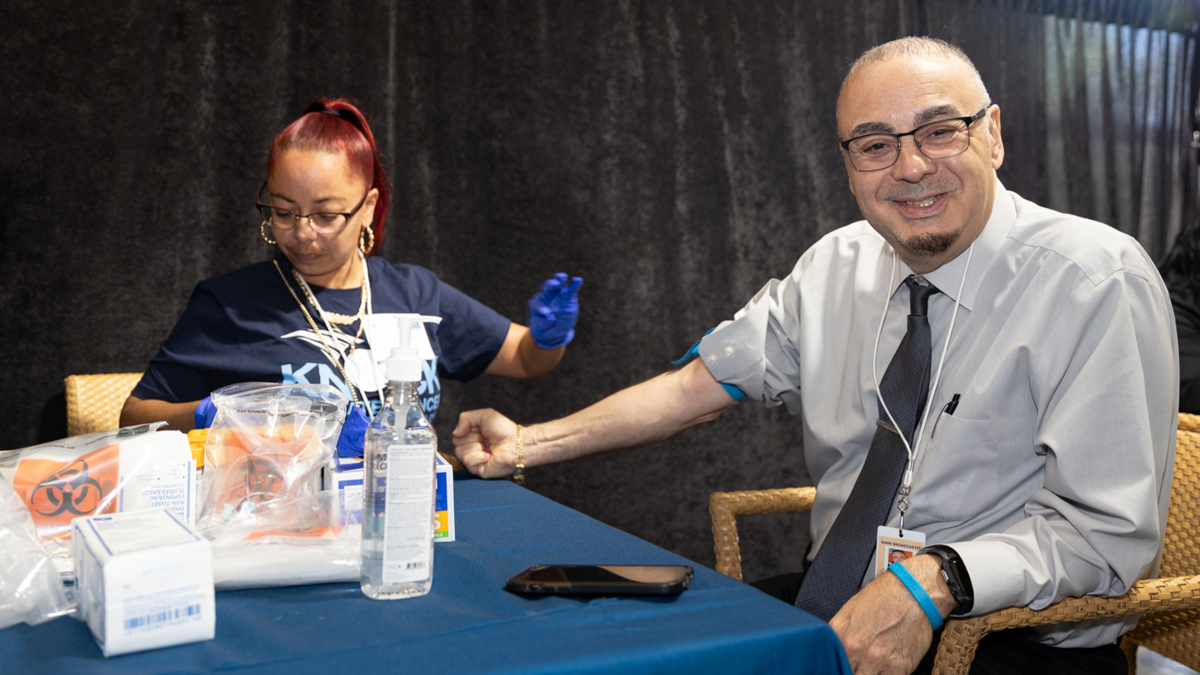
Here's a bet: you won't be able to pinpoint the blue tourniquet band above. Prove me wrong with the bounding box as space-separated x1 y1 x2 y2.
672 329 747 402
889 563 944 630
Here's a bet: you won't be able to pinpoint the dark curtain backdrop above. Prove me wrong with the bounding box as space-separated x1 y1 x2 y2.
3 0 1197 581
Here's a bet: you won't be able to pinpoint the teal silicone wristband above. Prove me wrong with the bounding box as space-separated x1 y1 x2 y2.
889 563 944 630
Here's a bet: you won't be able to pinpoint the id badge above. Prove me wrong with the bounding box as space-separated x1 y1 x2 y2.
874 526 925 579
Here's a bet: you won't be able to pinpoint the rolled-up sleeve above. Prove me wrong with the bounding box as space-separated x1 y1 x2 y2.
698 275 806 415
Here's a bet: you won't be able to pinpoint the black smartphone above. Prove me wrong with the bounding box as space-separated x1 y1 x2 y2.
505 564 694 597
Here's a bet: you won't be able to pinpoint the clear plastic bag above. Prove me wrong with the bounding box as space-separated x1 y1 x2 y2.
196 383 357 589
197 382 346 531
204 491 360 590
0 423 195 575
0 474 73 630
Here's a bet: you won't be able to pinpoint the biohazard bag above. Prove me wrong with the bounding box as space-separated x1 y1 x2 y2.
0 423 196 576
196 383 357 588
0 473 73 630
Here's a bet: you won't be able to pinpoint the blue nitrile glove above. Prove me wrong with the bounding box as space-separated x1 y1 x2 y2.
194 396 218 429
337 405 370 458
527 273 583 349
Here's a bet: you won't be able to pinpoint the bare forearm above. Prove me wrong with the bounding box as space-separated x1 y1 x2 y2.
454 360 735 478
119 395 199 431
523 359 733 466
484 324 564 378
513 329 564 377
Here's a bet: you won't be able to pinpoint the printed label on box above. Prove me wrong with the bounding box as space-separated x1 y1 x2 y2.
330 454 453 541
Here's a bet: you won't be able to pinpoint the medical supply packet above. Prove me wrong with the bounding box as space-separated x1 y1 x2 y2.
203 490 360 589
196 382 359 589
72 508 215 657
197 382 344 531
0 423 196 577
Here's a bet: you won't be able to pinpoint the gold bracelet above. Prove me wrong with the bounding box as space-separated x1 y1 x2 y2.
512 424 526 486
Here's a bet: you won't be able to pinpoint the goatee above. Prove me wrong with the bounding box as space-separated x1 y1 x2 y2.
905 229 960 255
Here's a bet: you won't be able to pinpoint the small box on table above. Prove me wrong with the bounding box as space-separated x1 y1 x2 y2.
330 452 455 541
72 508 215 657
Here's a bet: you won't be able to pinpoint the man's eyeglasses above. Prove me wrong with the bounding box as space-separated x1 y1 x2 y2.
840 105 991 172
256 188 369 236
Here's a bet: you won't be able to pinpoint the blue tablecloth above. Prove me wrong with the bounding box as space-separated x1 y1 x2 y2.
1 477 849 674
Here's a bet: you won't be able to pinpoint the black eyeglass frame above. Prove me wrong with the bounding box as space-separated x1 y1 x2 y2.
256 186 371 236
839 105 991 172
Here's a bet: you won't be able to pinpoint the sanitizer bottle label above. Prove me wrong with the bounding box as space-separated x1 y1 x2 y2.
381 443 436 584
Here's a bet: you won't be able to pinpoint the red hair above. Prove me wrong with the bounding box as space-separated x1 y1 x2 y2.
266 99 392 253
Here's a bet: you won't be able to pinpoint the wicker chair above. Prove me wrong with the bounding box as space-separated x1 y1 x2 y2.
709 430 1200 674
1178 412 1200 434
64 372 143 437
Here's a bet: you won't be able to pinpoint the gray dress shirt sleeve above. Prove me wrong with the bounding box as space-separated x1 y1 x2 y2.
698 276 806 415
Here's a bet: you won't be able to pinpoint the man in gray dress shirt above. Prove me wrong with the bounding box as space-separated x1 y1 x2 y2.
453 37 1177 675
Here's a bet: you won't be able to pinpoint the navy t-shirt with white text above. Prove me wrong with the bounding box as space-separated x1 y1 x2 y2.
132 255 511 420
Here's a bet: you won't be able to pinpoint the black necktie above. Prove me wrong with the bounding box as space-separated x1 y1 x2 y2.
793 275 940 621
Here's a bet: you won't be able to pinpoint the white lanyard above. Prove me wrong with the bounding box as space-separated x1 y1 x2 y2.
871 242 974 530
294 251 381 404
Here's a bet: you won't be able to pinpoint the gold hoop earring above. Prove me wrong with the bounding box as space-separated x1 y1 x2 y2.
360 226 375 255
261 220 276 245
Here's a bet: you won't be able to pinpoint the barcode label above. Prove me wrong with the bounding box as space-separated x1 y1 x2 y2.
404 561 426 570
124 603 202 632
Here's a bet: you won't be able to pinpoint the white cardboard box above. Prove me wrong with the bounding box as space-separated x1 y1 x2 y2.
72 508 215 657
330 453 455 541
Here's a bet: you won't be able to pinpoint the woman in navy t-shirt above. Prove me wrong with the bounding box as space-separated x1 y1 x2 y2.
121 99 580 430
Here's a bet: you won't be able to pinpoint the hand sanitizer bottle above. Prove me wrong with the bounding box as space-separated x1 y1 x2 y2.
361 314 437 599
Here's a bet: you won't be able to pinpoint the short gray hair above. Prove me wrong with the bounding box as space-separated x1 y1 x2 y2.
840 37 990 105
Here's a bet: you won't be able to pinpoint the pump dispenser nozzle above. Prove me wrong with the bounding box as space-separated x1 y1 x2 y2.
384 315 441 383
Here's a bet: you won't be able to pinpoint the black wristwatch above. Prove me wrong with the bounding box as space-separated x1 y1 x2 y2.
917 545 974 616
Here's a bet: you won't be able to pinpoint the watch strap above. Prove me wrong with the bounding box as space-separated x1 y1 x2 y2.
917 544 974 616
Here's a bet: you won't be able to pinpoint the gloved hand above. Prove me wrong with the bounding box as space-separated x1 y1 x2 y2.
527 273 583 349
194 396 218 429
336 405 370 458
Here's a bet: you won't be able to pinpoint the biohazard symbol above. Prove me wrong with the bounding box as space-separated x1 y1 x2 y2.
236 456 286 509
29 460 103 517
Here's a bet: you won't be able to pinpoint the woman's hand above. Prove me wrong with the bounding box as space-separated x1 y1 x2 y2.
194 396 217 428
527 273 583 349
337 405 370 458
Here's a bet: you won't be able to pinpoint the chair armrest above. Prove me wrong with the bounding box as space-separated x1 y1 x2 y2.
932 574 1200 675
709 487 816 581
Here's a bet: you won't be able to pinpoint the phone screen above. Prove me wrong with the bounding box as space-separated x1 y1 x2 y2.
506 564 694 597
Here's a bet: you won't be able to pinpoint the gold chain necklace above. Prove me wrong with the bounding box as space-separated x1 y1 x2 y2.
292 269 366 350
274 261 362 407
310 280 366 325
291 268 366 325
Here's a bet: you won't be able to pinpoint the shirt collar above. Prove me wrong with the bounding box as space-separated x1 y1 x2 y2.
892 179 1014 311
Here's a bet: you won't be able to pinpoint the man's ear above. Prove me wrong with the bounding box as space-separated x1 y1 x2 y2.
987 105 1004 170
